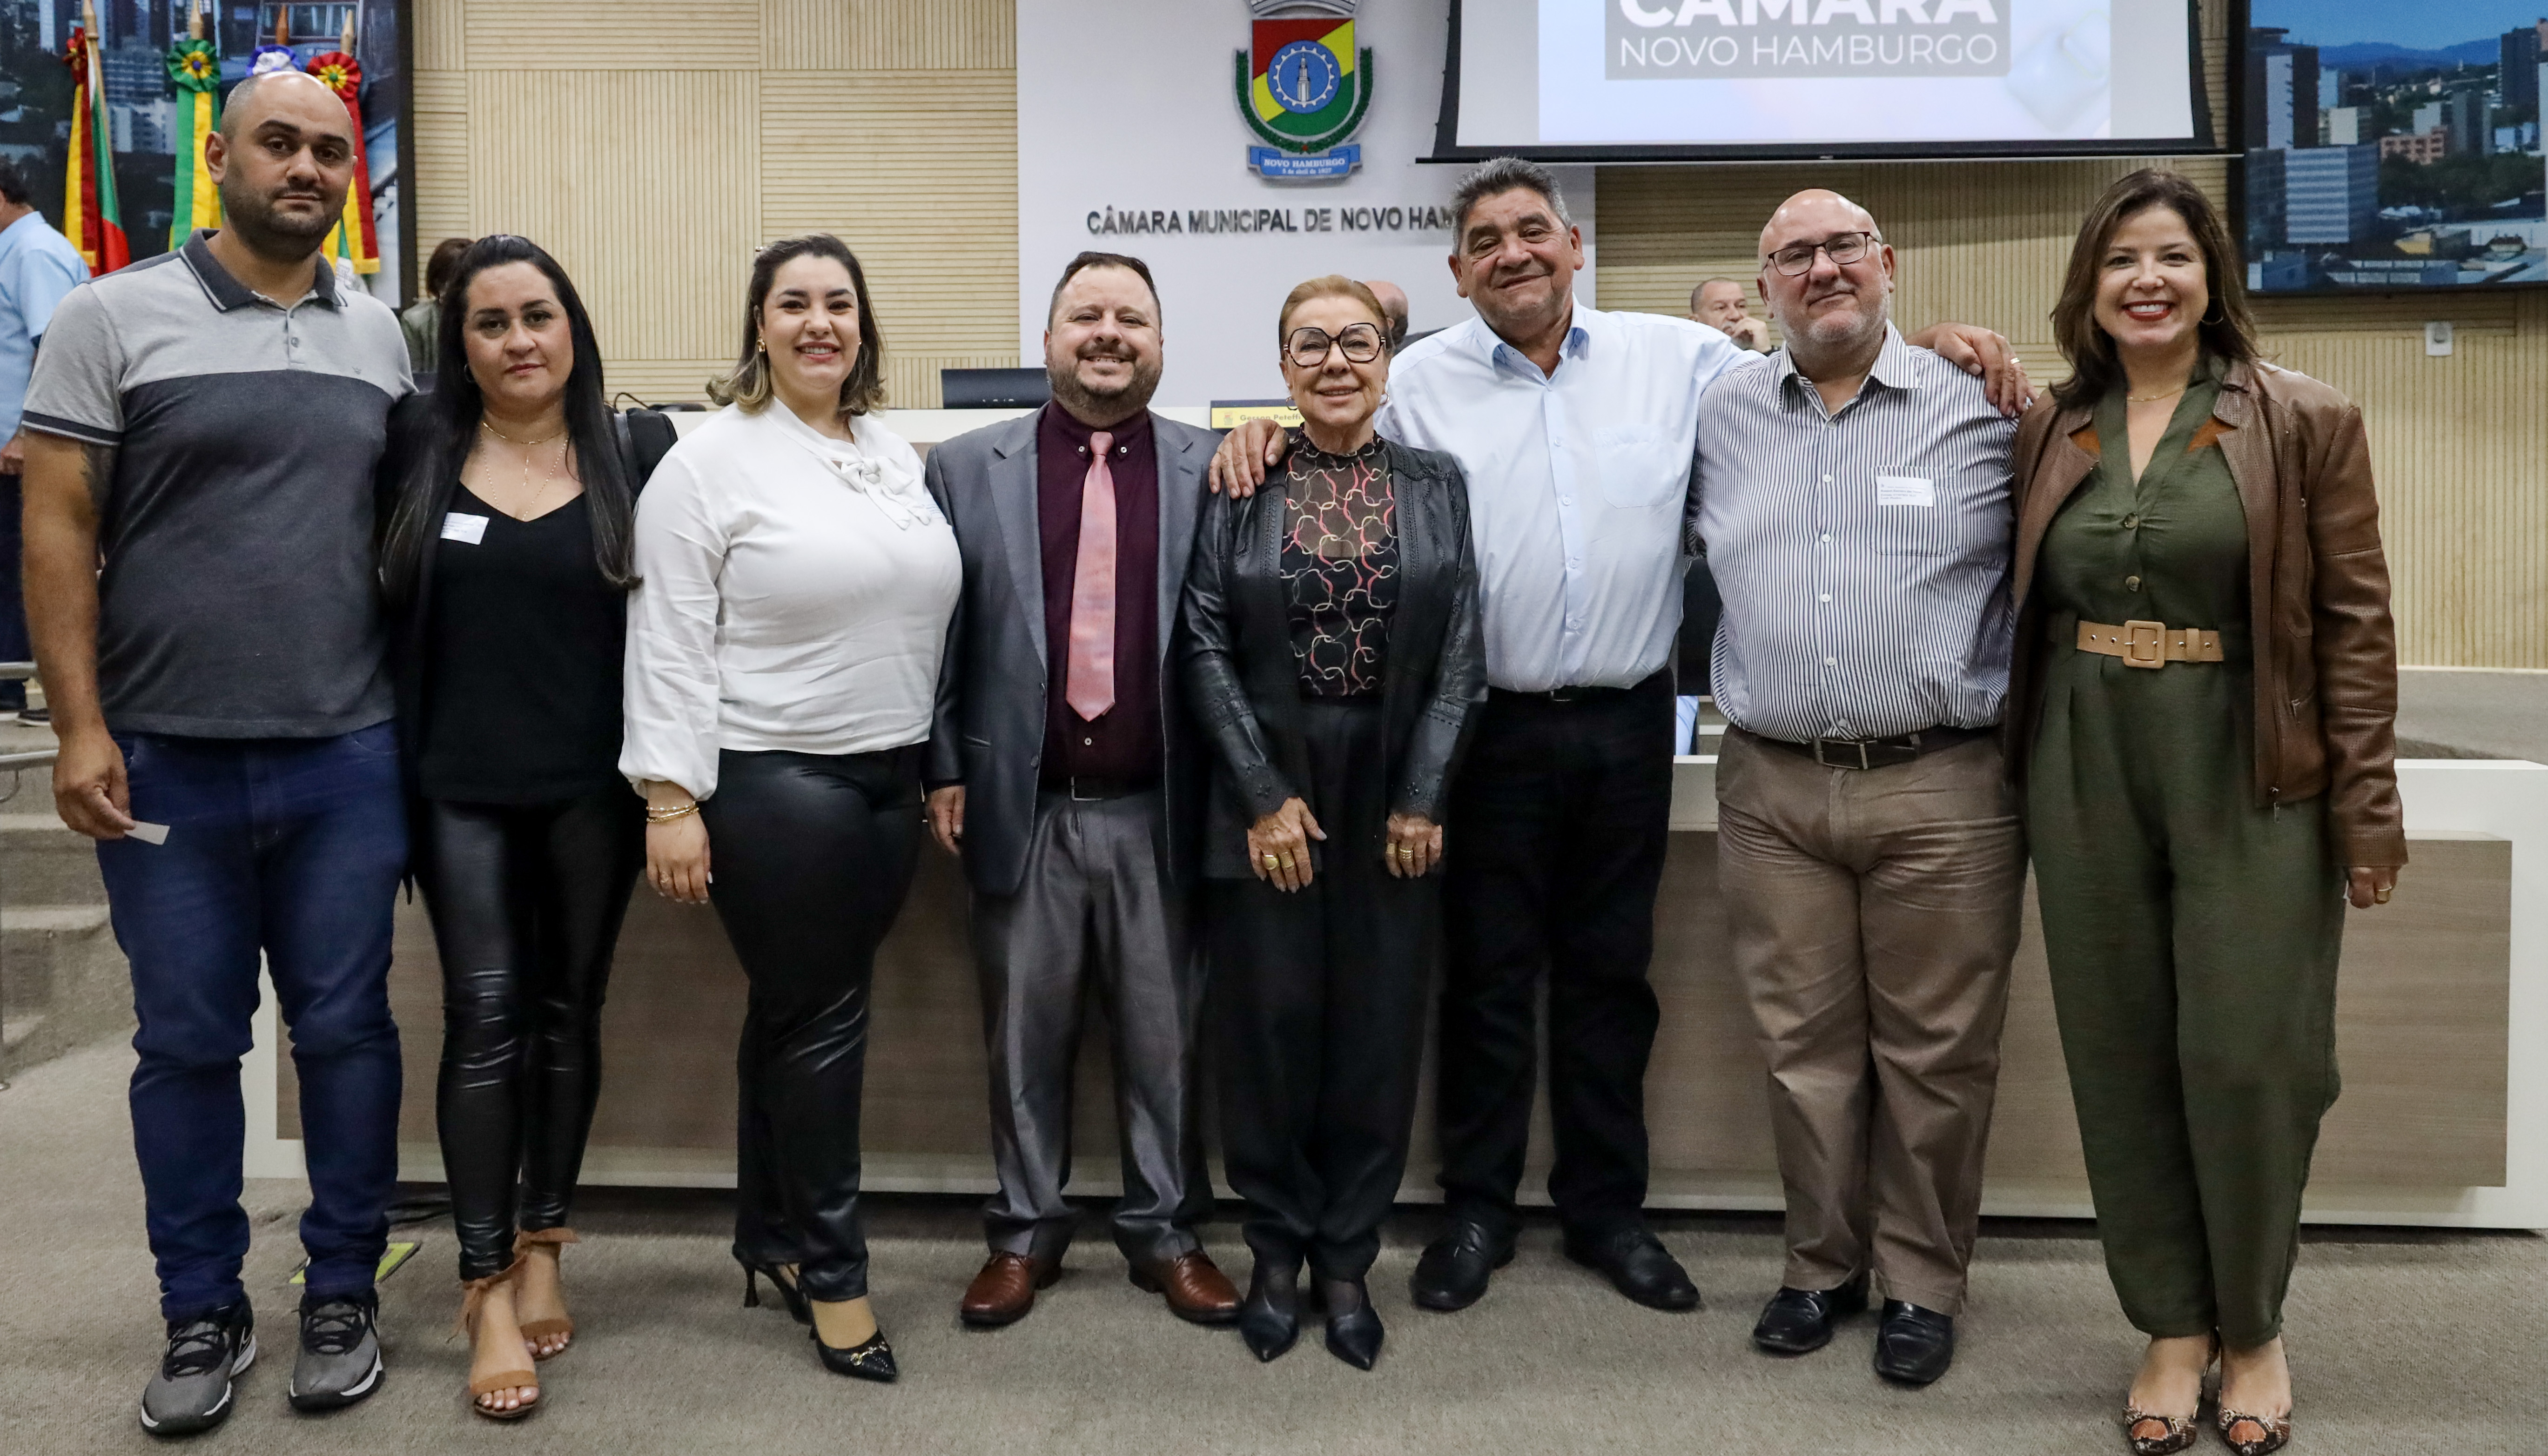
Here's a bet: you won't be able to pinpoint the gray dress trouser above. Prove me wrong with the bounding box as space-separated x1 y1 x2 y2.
970 788 1209 1264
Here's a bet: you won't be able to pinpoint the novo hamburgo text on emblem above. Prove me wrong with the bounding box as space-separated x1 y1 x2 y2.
1237 0 1372 181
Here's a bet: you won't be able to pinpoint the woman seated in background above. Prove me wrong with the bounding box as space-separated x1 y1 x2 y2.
1178 276 1484 1371
378 235 666 1421
2009 169 2403 1456
619 234 961 1383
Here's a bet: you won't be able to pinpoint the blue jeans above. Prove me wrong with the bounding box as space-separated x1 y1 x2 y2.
97 724 407 1320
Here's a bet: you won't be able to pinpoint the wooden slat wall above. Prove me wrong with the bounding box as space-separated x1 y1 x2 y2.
412 0 2541 664
410 0 1020 409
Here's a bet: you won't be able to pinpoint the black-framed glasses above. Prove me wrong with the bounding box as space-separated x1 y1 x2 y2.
1766 230 1877 277
1287 323 1385 368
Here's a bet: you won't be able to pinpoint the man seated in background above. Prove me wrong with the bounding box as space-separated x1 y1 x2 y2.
1690 276 1771 352
1363 278 1410 353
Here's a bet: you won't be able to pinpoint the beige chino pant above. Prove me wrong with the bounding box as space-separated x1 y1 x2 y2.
1714 727 2026 1315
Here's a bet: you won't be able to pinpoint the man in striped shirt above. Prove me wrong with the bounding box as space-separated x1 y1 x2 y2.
1690 189 2024 1388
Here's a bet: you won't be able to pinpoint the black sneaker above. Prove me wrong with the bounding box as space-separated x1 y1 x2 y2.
288 1294 383 1412
140 1303 255 1437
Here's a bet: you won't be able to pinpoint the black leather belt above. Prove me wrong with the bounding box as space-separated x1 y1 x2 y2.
1751 724 1992 771
1490 670 1670 706
1041 775 1152 801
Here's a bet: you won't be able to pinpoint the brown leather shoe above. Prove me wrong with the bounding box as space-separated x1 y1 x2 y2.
1129 1250 1241 1325
960 1252 1058 1328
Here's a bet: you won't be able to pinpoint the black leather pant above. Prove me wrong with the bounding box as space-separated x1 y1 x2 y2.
702 747 922 1303
419 787 645 1282
1212 700 1435 1281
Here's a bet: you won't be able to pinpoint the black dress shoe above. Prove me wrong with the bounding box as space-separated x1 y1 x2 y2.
1562 1227 1701 1311
1408 1222 1513 1311
1315 1275 1384 1371
812 1325 898 1382
1237 1261 1300 1363
1751 1275 1869 1355
1872 1300 1954 1386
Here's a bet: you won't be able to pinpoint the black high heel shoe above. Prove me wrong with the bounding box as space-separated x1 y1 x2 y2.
812 1322 898 1383
1237 1261 1300 1362
738 1259 811 1326
1315 1275 1383 1371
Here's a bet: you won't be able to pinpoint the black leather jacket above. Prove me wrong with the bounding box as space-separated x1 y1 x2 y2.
1175 436 1485 879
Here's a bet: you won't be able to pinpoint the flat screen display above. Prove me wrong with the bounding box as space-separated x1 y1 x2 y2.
1438 0 2212 160
2242 1 2548 292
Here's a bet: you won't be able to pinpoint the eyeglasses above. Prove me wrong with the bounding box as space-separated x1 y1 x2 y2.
1286 323 1385 368
1766 231 1878 277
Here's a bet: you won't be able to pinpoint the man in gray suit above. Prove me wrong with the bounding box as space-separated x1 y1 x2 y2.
923 252 1239 1328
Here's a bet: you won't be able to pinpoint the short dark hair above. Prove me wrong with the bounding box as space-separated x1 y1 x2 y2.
1450 156 1572 241
422 237 471 300
1047 251 1162 329
710 234 889 419
2051 168 2259 409
0 156 29 208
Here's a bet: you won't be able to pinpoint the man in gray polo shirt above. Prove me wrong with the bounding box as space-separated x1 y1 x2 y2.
23 71 410 1436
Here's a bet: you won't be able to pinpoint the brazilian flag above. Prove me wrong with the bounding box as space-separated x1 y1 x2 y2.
1235 19 1372 155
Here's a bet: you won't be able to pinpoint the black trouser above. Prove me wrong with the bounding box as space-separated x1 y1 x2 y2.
1436 671 1674 1241
0 473 25 710
1212 699 1436 1281
419 787 645 1282
703 747 922 1302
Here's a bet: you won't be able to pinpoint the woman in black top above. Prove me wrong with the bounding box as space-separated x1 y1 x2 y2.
377 236 659 1421
1179 276 1485 1370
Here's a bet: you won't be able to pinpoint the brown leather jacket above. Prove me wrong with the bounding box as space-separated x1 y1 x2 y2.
2006 358 2407 869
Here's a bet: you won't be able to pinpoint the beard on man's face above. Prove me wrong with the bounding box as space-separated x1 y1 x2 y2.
1779 281 1887 352
218 174 341 256
1046 342 1162 419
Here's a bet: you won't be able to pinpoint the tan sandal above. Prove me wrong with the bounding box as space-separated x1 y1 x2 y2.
514 1228 579 1358
458 1261 539 1421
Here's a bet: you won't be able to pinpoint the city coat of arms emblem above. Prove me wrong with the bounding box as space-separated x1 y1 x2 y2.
1236 0 1372 181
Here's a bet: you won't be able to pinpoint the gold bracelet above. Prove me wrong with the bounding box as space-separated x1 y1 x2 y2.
645 802 700 825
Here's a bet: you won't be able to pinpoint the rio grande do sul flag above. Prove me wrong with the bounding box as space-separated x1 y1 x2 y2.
305 50 380 275
63 22 128 275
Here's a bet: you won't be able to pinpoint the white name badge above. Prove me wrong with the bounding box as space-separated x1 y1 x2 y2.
1876 474 1936 508
441 512 490 545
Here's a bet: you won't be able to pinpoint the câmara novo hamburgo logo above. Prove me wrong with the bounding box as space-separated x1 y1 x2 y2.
1236 0 1372 181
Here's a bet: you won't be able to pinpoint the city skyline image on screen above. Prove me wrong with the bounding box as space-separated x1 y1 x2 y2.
2245 0 2547 293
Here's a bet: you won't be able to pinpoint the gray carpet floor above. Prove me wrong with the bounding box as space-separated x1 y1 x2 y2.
5 1040 2542 1456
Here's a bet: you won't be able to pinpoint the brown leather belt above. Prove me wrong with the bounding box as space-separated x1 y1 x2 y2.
1749 723 1992 772
2075 618 2225 669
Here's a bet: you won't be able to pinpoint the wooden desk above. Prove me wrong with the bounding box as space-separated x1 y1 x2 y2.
273 763 2520 1224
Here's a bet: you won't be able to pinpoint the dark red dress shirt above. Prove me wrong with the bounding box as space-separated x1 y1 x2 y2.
1035 403 1161 786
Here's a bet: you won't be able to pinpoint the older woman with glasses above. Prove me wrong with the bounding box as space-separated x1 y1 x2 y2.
1179 276 1484 1370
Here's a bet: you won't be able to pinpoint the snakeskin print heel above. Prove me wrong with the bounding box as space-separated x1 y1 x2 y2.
2215 1406 2293 1456
2120 1405 2198 1454
2121 1335 2217 1454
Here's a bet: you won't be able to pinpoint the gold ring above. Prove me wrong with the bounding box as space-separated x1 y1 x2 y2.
2374 889 2392 903
1263 854 1280 867
1278 856 1294 868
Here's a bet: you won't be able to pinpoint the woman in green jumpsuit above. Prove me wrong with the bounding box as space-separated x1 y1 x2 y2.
2008 172 2405 1456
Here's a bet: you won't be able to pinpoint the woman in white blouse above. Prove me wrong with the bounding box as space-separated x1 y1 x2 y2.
620 235 960 1382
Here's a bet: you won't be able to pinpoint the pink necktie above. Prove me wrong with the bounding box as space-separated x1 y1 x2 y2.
1065 431 1117 721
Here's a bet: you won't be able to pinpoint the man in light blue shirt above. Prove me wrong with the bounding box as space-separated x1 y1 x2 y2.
1213 157 2028 1318
0 157 91 718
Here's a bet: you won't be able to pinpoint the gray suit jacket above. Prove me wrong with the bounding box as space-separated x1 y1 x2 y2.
923 408 1215 898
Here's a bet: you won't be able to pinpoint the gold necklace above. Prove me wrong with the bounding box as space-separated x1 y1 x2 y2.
2125 383 2189 404
477 419 569 517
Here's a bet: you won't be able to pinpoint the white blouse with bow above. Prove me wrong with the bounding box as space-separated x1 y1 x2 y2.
619 402 961 800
